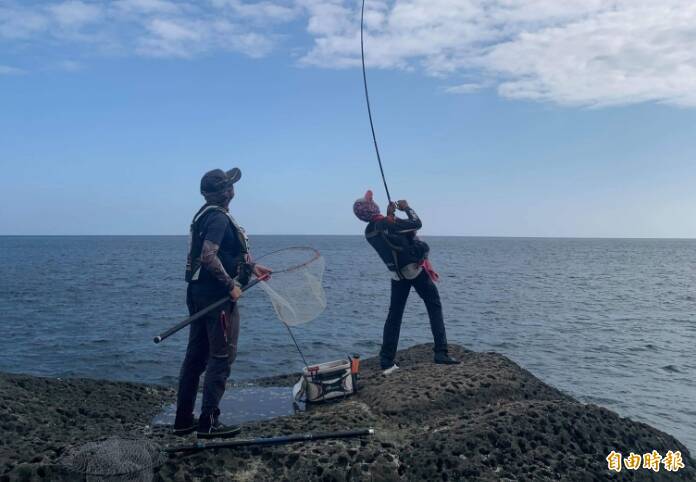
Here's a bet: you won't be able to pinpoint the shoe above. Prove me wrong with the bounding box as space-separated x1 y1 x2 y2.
197 411 241 439
197 421 241 439
382 364 400 375
173 415 198 436
434 354 460 365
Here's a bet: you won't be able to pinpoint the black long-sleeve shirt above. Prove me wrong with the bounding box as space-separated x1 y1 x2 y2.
372 207 422 236
368 207 424 280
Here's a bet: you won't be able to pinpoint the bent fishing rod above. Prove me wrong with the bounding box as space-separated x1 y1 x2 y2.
361 0 393 205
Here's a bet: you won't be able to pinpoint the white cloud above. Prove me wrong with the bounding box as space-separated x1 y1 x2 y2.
485 3 696 107
0 64 24 75
212 0 300 23
1 1 695 108
445 82 483 94
56 59 83 71
136 16 274 58
148 18 201 42
299 0 696 108
0 0 291 60
0 4 50 39
47 1 103 27
137 18 202 57
113 0 181 15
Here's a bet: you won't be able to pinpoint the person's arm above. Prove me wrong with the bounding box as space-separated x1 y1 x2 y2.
200 241 236 289
200 214 241 300
392 200 422 233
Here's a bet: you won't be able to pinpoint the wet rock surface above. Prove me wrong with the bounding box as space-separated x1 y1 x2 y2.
2 344 693 481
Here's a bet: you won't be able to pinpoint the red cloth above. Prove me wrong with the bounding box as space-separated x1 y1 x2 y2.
422 259 440 282
371 214 395 223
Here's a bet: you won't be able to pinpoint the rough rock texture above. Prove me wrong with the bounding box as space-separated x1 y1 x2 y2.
1 344 694 481
0 372 173 481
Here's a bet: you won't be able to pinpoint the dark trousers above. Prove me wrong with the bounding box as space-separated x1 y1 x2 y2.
380 270 448 367
176 285 240 423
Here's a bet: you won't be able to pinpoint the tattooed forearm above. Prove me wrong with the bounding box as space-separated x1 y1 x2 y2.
201 240 235 288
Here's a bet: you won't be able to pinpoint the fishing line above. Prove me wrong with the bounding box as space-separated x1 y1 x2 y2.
361 0 393 205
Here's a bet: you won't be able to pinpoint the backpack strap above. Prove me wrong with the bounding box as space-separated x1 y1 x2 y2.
366 225 405 280
195 206 249 254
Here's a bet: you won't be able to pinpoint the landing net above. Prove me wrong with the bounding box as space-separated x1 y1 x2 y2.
59 436 167 481
255 247 327 326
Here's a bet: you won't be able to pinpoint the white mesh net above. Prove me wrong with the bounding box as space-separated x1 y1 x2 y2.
255 247 327 326
60 437 167 481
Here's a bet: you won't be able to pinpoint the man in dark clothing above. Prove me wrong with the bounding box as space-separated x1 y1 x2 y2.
353 190 459 373
174 167 271 439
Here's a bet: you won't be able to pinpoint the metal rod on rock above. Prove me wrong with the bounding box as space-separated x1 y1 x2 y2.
167 428 375 454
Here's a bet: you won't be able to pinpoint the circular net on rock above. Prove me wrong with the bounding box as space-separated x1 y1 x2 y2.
59 436 167 482
254 247 327 326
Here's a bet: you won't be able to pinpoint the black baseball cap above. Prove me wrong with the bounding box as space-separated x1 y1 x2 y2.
200 168 242 195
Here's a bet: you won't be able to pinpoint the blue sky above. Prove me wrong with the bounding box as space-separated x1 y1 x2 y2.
2 0 696 237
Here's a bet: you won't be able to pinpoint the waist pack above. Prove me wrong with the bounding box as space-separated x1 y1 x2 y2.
293 356 360 404
410 238 430 263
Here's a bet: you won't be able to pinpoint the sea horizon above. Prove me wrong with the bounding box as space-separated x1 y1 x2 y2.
3 234 696 240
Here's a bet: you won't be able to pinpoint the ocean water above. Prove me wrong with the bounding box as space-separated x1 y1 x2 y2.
0 236 694 452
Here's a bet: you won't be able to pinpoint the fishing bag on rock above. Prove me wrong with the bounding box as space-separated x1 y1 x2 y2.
293 356 360 404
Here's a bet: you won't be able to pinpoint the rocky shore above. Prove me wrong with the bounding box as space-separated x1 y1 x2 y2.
1 344 693 481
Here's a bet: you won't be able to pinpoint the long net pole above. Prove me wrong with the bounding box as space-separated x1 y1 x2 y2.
284 322 310 368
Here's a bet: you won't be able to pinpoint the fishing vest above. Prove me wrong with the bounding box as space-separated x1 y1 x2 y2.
365 223 429 280
185 205 250 284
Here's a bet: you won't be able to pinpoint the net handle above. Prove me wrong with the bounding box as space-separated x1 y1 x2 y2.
153 247 322 344
254 246 322 273
153 277 262 344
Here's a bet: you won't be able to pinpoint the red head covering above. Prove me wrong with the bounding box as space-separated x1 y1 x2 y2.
353 190 381 222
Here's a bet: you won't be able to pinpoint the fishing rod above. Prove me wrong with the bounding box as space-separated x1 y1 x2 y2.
361 0 393 205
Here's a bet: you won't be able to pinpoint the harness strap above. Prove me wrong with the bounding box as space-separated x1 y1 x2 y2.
194 205 249 254
188 205 250 282
367 226 405 280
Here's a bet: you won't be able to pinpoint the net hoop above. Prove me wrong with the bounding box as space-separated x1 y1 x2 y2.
254 246 322 273
253 246 326 328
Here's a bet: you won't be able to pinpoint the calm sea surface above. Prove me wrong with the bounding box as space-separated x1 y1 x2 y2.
0 236 694 451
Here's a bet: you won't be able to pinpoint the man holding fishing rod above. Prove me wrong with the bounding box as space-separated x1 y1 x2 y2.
354 191 459 374
174 167 271 439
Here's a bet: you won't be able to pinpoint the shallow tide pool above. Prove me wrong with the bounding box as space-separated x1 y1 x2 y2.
152 386 304 427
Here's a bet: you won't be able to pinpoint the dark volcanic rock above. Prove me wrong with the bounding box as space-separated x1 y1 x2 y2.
356 346 570 423
1 344 694 481
0 372 173 481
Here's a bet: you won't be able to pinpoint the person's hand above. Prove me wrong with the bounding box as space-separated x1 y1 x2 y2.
397 200 409 210
230 284 242 301
253 263 273 280
387 202 397 216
